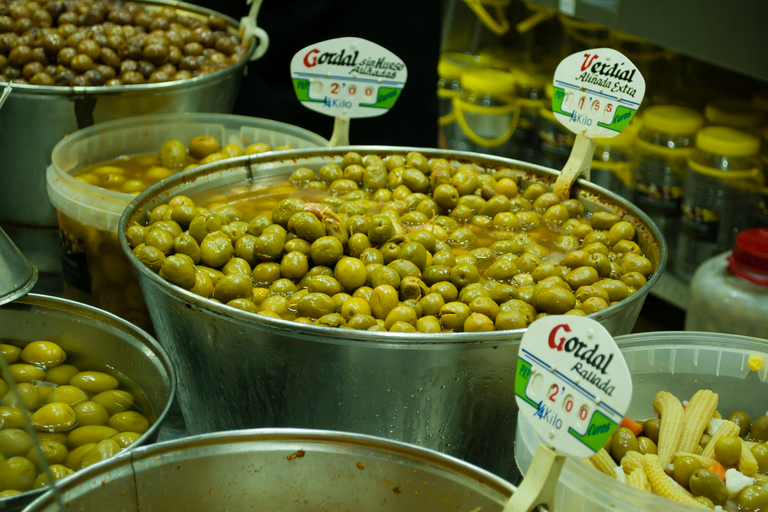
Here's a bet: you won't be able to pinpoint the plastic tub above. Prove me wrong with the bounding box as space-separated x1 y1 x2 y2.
46 113 328 329
0 293 175 512
24 428 515 512
515 331 768 512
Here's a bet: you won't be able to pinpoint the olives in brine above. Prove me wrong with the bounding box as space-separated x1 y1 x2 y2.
609 427 638 462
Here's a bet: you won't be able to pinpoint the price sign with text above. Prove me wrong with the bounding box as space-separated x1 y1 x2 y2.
515 316 632 458
290 37 407 119
552 48 645 139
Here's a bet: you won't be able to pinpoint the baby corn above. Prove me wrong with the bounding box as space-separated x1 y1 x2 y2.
642 454 705 507
678 390 718 454
739 438 759 476
673 452 718 468
621 450 644 474
653 391 685 467
590 448 617 478
626 466 652 492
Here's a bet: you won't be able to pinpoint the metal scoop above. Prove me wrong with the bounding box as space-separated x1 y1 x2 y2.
0 225 38 306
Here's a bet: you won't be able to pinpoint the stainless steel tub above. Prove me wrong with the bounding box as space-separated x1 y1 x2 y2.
0 0 258 273
23 429 515 512
118 147 667 482
0 293 176 512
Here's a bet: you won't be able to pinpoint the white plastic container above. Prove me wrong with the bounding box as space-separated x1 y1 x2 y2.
46 113 328 329
515 331 768 512
686 227 768 337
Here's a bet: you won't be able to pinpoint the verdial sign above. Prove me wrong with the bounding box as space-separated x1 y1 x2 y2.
290 37 408 118
515 316 632 458
552 48 645 139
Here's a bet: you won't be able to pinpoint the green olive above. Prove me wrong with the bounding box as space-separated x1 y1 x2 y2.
310 236 344 267
728 411 752 438
642 418 660 444
280 251 309 280
188 136 220 160
738 485 768 512
335 257 368 292
0 456 36 492
637 436 657 455
609 427 639 463
714 436 741 466
751 417 768 442
214 274 253 303
672 455 702 487
689 468 728 505
200 231 234 268
751 443 768 473
159 254 196 289
0 429 33 458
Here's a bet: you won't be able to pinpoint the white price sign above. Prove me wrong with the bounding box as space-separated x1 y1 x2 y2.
290 37 407 119
552 48 645 139
515 316 632 458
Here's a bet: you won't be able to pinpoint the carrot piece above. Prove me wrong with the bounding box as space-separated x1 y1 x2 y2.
708 462 726 481
622 416 643 436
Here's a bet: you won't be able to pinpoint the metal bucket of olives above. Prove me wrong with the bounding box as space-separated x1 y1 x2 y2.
0 293 176 512
0 0 259 274
118 147 667 482
24 428 515 512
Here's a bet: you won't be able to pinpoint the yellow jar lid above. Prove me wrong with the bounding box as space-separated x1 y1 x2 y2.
477 47 519 71
438 52 484 81
696 126 761 157
753 89 768 113
642 105 703 136
545 82 553 100
595 121 638 149
705 99 763 131
460 69 516 96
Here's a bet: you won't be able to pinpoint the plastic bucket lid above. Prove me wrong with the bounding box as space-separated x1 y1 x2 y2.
47 113 328 233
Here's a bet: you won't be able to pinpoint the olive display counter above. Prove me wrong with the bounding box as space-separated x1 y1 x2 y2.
0 294 175 512
117 147 667 482
0 0 260 275
516 332 768 512
23 429 515 512
46 112 328 330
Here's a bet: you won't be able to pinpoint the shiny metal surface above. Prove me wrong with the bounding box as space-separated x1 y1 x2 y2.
0 225 37 305
119 147 668 482
0 0 256 230
0 294 176 512
24 428 515 512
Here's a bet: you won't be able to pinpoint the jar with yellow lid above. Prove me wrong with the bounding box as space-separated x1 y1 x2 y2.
509 67 547 161
591 121 638 201
633 105 703 267
558 15 611 56
537 82 574 168
437 52 487 149
676 126 763 281
452 68 519 155
704 98 763 135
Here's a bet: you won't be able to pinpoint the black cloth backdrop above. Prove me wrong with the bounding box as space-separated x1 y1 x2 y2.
192 0 442 147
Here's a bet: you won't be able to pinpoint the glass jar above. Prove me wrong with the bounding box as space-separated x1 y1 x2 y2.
537 83 574 168
612 31 669 106
452 68 518 156
437 52 486 150
633 105 703 268
508 67 547 162
686 228 768 338
440 0 513 55
704 98 763 135
676 126 763 281
558 15 611 57
591 122 638 201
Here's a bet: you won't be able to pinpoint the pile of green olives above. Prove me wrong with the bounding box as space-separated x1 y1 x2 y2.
0 340 153 497
127 151 656 333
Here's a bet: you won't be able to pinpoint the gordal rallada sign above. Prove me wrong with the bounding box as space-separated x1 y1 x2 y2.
515 316 632 458
290 37 408 118
552 48 645 139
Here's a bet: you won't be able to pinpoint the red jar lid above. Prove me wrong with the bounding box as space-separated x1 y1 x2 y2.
728 228 768 286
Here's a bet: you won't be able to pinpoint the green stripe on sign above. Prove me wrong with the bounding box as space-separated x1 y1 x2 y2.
568 409 617 453
360 87 402 109
292 79 324 104
598 105 634 132
515 360 539 409
552 86 570 118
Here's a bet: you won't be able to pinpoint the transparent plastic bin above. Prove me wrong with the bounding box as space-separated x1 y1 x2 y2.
46 113 328 329
515 331 768 512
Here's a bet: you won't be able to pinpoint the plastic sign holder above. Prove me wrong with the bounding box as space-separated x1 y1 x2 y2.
550 48 645 200
506 316 633 512
290 37 408 146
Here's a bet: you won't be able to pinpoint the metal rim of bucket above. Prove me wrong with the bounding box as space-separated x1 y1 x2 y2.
24 427 517 510
1 0 256 97
0 293 177 511
119 146 669 347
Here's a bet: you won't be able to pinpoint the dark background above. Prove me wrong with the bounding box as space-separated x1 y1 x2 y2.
195 0 442 147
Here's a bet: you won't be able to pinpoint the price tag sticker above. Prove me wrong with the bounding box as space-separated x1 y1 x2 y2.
515 316 632 458
552 48 645 139
290 37 407 119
